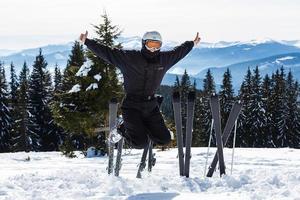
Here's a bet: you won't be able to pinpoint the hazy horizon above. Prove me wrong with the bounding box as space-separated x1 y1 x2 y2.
0 35 300 51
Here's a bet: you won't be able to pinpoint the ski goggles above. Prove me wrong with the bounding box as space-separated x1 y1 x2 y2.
145 40 162 51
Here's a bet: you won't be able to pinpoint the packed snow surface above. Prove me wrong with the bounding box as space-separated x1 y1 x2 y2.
0 148 299 200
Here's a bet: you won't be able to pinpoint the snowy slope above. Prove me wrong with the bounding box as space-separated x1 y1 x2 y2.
0 148 299 200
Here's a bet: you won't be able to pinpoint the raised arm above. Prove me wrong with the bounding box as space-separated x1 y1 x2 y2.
162 32 201 71
79 31 127 69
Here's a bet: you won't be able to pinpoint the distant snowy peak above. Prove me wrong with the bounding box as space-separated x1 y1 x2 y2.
199 38 289 49
199 41 240 48
191 38 300 50
280 40 300 48
237 38 277 46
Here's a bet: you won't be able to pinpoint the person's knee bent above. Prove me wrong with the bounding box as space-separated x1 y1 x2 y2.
130 136 149 149
156 130 171 145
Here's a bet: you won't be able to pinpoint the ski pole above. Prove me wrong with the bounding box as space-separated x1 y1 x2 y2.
230 119 238 175
204 119 214 177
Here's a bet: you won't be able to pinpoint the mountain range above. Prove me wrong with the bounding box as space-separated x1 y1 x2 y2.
1 37 300 91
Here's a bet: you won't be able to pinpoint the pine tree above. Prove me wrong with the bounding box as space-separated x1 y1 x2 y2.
43 68 62 151
9 62 18 101
62 41 86 92
192 91 207 147
200 69 216 146
51 41 86 154
9 62 19 147
294 81 300 148
270 67 288 147
81 12 124 147
28 49 55 151
262 74 273 147
249 66 266 147
203 69 216 96
219 68 235 147
13 62 31 152
180 69 192 145
52 13 124 153
285 71 300 148
0 63 11 152
238 68 252 147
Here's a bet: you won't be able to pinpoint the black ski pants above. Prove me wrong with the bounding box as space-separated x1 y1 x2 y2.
121 95 171 149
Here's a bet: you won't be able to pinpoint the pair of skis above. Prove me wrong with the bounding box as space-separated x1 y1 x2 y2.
136 95 163 178
172 91 196 178
107 98 124 176
206 94 242 177
108 96 162 178
136 140 156 178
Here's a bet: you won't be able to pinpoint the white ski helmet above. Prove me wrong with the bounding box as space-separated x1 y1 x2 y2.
142 31 162 46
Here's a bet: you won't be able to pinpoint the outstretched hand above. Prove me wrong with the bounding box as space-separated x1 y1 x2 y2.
193 32 201 46
79 31 88 44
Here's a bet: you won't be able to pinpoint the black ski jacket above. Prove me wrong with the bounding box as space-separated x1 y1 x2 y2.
84 38 194 96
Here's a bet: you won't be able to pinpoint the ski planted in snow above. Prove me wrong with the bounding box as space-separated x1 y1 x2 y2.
172 91 185 176
108 98 119 175
209 94 226 176
114 137 124 177
206 97 242 177
184 91 196 178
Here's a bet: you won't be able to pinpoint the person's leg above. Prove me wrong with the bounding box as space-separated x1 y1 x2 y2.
143 106 171 145
121 107 149 149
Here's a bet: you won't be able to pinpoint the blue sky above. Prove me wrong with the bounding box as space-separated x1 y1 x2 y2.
1 0 300 50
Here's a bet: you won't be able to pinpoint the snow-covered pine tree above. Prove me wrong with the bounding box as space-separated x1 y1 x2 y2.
0 63 11 152
9 62 19 148
192 91 207 147
28 49 56 151
53 13 124 153
201 69 216 146
262 74 274 147
238 68 252 147
285 71 300 148
249 66 266 147
13 62 31 152
62 41 85 92
180 69 192 145
269 67 288 147
191 80 203 147
81 12 124 151
51 41 86 156
294 81 300 148
219 68 235 147
42 64 64 151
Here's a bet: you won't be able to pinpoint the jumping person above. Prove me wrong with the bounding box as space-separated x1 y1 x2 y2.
79 30 201 148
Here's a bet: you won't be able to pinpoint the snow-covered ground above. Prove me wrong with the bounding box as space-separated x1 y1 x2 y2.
0 148 300 200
